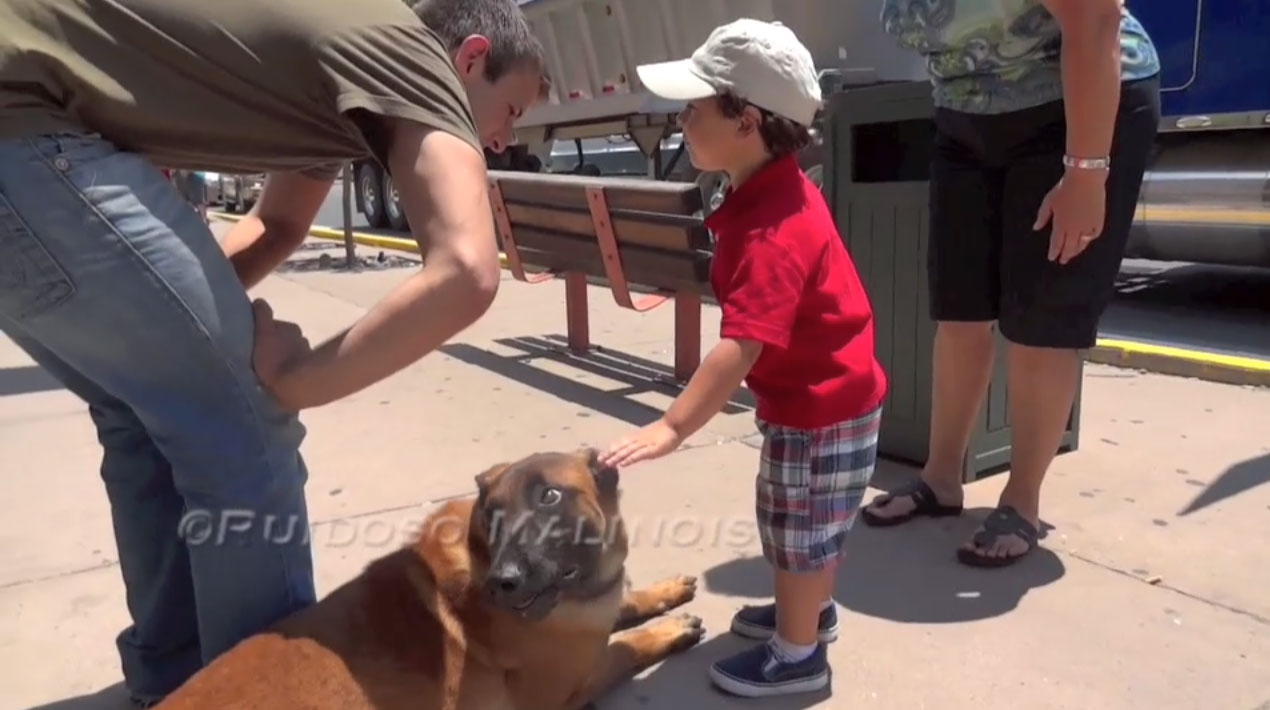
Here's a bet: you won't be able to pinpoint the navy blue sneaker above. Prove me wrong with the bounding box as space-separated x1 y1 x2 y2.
709 640 830 697
729 602 839 642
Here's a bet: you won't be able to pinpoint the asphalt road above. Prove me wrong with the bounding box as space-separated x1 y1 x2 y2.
312 185 1270 362
316 179 370 231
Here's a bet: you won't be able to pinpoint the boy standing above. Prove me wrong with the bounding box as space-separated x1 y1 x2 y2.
599 19 888 698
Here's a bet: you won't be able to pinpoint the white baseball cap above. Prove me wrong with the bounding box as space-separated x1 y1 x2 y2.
636 18 822 127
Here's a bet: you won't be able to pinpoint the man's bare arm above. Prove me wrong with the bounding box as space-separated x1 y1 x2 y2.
220 170 334 290
265 122 501 410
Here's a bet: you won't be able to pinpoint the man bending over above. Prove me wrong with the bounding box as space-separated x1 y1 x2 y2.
0 0 545 705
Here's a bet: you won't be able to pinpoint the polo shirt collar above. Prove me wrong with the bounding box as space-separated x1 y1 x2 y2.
704 153 802 234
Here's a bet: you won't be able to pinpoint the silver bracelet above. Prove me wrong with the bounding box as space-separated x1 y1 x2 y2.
1063 155 1111 170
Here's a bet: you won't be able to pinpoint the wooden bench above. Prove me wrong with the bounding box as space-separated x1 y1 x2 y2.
486 170 712 382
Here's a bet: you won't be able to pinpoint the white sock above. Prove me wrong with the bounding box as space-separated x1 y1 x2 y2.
820 599 834 612
769 634 817 663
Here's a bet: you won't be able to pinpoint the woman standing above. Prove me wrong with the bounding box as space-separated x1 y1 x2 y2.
862 0 1161 567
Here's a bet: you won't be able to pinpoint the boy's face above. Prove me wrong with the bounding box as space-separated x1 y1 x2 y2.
677 97 761 173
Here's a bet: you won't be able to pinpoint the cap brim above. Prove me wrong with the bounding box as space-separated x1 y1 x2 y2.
636 59 717 101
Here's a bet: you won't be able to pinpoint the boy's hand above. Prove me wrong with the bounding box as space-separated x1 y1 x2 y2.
601 419 683 468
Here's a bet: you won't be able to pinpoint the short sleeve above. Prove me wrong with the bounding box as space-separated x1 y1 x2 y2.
716 232 808 350
317 22 483 167
298 162 343 181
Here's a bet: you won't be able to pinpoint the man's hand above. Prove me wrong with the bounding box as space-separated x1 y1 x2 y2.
250 299 312 406
600 419 684 469
263 121 501 410
220 170 334 290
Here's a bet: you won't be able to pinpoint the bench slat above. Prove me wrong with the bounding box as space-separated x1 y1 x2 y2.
505 202 711 252
511 228 712 296
490 171 704 215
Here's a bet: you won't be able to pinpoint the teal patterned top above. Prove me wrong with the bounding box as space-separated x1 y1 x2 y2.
880 0 1161 114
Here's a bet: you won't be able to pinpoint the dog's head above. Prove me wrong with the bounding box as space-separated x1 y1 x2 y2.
470 447 626 621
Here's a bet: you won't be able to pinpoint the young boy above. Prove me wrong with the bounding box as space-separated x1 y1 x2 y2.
599 18 888 698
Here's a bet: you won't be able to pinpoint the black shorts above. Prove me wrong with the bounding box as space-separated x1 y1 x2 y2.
928 75 1161 349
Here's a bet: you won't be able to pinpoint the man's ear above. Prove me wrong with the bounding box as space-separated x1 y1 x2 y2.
454 34 492 80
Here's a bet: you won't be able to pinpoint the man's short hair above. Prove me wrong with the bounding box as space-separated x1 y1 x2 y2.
412 0 546 84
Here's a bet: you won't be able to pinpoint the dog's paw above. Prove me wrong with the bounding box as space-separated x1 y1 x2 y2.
644 612 705 654
649 575 697 614
666 613 706 652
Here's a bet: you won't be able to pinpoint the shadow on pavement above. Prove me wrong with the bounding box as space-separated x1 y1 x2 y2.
24 682 133 710
701 508 1065 625
441 336 755 427
441 342 666 426
274 252 419 274
600 633 833 710
0 365 64 397
1179 452 1270 516
533 335 757 412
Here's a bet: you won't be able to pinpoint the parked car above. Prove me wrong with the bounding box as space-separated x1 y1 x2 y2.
215 172 264 213
197 171 224 207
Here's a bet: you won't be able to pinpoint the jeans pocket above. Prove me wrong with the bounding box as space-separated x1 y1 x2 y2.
0 194 76 321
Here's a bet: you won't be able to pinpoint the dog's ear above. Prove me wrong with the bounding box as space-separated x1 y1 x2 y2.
474 462 510 499
583 447 619 497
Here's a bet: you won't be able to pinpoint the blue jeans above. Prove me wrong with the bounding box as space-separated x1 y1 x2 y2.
0 134 316 700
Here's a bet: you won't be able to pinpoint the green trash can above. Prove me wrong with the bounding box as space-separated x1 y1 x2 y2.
821 80 1081 483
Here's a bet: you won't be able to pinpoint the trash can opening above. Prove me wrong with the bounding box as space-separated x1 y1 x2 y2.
852 118 934 183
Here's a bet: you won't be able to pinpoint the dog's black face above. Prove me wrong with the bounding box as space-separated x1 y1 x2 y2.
473 448 623 621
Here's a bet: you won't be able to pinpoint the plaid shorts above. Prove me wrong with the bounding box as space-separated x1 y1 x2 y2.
755 405 882 572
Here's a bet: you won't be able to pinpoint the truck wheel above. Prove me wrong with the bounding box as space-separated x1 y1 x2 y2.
383 173 408 231
357 163 388 229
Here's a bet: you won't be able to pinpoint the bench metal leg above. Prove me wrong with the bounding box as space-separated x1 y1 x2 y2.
565 272 590 354
490 181 555 284
673 292 701 381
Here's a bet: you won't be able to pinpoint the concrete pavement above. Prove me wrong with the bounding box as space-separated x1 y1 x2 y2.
2 233 1268 710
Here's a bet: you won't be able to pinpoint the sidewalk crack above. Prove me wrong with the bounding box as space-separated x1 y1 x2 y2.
1059 549 1269 626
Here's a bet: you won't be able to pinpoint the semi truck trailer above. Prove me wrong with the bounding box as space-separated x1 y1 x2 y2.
353 0 1269 268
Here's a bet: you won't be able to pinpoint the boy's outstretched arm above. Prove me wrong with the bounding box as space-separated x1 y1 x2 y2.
601 338 762 468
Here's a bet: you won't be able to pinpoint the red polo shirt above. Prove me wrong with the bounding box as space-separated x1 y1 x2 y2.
706 154 887 430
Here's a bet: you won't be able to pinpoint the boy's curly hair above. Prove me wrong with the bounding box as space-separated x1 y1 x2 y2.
714 90 812 159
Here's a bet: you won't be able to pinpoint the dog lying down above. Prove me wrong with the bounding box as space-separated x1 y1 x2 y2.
155 448 704 710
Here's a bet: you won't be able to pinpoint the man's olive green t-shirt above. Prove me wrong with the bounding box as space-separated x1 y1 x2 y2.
0 0 482 179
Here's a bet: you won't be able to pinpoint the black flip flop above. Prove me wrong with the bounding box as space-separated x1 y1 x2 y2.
956 505 1038 568
861 479 963 527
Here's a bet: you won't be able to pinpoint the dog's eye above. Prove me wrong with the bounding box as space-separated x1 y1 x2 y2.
540 487 562 506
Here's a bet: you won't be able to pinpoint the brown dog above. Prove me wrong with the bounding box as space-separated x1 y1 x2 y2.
155 448 704 709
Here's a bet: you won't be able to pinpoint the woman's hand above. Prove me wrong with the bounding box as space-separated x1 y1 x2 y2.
1033 167 1108 265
